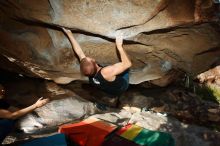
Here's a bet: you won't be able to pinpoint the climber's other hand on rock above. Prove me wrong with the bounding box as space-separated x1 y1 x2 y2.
116 35 123 47
62 27 72 34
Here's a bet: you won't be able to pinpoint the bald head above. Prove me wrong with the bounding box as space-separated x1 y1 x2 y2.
80 57 97 77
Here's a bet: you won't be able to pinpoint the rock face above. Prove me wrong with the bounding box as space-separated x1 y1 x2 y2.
0 0 220 85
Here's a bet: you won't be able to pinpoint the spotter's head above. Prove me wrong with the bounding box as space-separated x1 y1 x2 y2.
0 84 5 99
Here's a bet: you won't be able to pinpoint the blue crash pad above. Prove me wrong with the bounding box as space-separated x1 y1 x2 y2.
20 134 67 146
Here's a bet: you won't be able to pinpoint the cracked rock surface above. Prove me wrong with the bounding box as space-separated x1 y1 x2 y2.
0 0 220 85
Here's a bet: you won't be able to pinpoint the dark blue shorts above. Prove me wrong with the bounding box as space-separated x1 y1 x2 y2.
0 119 15 143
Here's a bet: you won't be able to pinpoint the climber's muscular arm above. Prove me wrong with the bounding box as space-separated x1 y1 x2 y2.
101 36 132 81
62 28 86 61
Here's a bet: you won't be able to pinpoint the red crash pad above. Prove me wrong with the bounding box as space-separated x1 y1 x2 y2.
59 118 117 146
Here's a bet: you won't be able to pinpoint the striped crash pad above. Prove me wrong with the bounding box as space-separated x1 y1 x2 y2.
103 124 175 146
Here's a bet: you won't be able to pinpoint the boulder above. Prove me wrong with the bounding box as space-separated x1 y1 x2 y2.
3 79 98 134
197 65 220 84
0 0 220 85
197 65 220 103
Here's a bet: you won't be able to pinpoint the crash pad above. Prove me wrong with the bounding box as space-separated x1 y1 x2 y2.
103 124 175 146
20 134 67 146
59 117 117 146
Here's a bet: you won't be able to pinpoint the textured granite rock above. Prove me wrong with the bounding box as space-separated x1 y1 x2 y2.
0 0 220 85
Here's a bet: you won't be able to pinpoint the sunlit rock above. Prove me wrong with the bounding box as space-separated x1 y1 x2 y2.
0 0 219 86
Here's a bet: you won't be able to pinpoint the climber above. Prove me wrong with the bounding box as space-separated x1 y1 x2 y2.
0 84 49 143
62 28 132 102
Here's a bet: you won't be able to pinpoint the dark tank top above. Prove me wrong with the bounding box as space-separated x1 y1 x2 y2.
89 68 128 96
0 99 10 120
0 99 10 110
